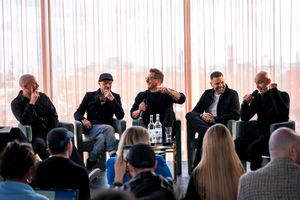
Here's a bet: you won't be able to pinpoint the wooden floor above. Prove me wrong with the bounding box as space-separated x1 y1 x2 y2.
89 161 190 199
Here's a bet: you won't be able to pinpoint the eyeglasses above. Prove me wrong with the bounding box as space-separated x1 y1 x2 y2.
145 76 157 81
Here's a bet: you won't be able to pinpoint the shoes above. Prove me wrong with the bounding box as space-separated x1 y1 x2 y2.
88 168 101 182
86 158 97 171
109 150 117 157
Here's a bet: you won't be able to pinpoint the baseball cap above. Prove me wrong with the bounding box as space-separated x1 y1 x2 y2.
47 128 73 154
99 73 114 82
127 143 156 168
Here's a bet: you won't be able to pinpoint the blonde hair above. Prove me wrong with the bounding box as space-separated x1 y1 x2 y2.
194 124 245 200
117 126 150 153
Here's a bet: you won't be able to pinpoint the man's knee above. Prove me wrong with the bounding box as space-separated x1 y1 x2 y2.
185 112 194 122
104 125 115 135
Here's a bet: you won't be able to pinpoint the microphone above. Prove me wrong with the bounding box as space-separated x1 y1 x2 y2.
139 98 147 119
243 90 258 104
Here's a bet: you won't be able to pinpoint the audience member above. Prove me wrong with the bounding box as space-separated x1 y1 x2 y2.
186 71 240 167
74 73 124 170
11 74 84 166
114 143 183 200
32 128 90 200
235 71 290 170
0 140 48 200
185 124 245 200
238 127 300 199
106 126 172 187
93 188 136 200
131 68 185 136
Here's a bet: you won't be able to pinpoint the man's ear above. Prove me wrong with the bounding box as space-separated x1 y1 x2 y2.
268 78 271 84
98 81 101 87
210 81 213 87
288 145 297 162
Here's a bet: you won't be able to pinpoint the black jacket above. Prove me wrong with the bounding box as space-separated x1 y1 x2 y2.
191 85 240 125
122 171 183 200
74 89 124 125
241 88 289 130
11 91 58 139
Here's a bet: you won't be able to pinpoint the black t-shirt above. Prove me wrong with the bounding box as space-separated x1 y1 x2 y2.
32 157 90 200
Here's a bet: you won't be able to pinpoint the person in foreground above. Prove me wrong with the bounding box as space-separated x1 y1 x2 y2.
32 128 90 200
0 141 48 200
237 127 300 200
185 124 245 200
74 73 124 170
186 71 240 167
235 71 290 170
106 126 172 187
114 143 183 200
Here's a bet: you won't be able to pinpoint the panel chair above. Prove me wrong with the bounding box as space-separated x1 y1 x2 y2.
132 118 182 175
75 119 126 171
235 120 296 168
187 120 236 175
18 121 74 143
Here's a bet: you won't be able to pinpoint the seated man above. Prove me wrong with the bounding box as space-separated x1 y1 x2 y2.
238 127 300 199
186 71 240 167
130 68 185 136
11 74 84 166
32 128 90 200
74 73 124 170
235 71 290 170
114 143 183 200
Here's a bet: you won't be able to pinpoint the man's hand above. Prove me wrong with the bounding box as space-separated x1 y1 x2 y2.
29 87 39 105
243 94 254 104
269 83 277 89
103 90 114 101
155 86 169 93
114 154 127 184
138 101 147 112
81 119 92 129
202 113 215 123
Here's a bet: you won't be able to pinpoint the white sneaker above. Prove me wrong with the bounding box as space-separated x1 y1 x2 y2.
88 168 101 182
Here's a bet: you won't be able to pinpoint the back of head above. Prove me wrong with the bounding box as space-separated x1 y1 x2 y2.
127 143 156 169
19 74 34 88
149 68 164 83
195 124 244 200
118 126 149 153
93 189 136 200
47 128 73 155
210 71 223 80
0 140 34 180
269 127 300 161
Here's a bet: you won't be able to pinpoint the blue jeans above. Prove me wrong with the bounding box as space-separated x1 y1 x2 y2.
84 124 117 161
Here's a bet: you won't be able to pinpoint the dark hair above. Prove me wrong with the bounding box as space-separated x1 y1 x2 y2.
150 68 164 83
210 71 223 80
0 140 34 179
93 189 136 200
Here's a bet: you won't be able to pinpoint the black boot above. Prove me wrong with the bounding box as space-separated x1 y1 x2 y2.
86 158 97 170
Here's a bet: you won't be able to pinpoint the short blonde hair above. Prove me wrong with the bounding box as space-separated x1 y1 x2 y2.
117 126 150 153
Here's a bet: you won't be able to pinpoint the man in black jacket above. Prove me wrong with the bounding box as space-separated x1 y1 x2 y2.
186 71 240 167
74 73 124 170
235 71 290 170
114 143 183 200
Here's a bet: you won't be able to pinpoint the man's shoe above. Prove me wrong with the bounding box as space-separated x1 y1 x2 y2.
88 168 101 182
109 150 117 157
86 158 97 170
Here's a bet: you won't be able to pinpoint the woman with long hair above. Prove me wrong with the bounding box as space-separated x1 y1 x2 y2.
185 124 245 200
106 126 172 187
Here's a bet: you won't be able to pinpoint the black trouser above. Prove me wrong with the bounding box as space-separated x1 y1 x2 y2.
161 108 176 138
234 129 269 170
32 136 85 167
186 112 214 168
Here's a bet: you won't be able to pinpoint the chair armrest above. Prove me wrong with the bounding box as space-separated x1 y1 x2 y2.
132 118 145 127
270 120 295 134
75 120 83 145
18 123 32 142
112 118 126 134
227 120 237 139
58 121 74 133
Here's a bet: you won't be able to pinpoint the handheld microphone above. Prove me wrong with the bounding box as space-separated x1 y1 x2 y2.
243 90 258 104
139 98 147 119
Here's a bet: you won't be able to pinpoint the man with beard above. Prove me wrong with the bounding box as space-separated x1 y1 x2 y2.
235 71 290 170
74 73 125 170
186 71 240 167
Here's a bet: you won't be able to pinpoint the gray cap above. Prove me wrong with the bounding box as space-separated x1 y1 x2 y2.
99 73 114 82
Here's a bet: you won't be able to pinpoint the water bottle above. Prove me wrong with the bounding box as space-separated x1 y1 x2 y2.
154 114 162 143
148 115 156 143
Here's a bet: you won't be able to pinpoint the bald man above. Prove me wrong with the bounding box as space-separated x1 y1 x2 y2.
235 71 290 170
237 128 300 199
